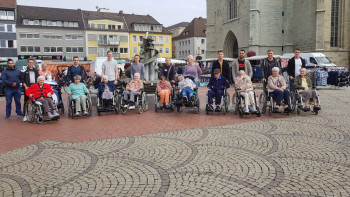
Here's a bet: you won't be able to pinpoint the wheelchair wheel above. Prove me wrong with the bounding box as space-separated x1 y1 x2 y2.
256 109 261 117
232 94 238 114
225 93 230 113
238 107 244 118
290 92 296 112
87 96 92 117
114 95 120 114
175 105 181 114
36 115 44 124
25 101 35 123
195 98 200 114
221 96 226 115
259 93 267 114
154 94 158 112
297 107 301 115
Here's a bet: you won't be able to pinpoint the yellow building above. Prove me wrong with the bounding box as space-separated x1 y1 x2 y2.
83 10 130 61
124 14 172 59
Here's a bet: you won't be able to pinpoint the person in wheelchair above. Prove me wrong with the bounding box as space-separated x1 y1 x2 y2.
157 75 172 109
67 75 90 117
294 68 321 111
267 67 291 113
234 70 257 113
26 76 60 119
178 75 196 104
122 73 143 109
207 69 230 111
98 75 116 109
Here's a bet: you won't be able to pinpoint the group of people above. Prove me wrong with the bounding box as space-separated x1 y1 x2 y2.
2 47 321 120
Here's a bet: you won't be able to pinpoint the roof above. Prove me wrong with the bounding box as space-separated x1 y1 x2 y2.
16 5 85 30
82 10 128 32
173 17 206 40
166 22 189 30
0 0 16 9
123 13 172 34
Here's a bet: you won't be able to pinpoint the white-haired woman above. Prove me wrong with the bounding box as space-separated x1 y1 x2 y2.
234 70 257 113
183 55 202 85
123 73 143 109
25 76 59 119
98 75 116 108
67 75 89 116
267 67 291 113
294 68 320 111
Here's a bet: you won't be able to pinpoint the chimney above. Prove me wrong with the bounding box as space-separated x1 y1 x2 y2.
119 10 123 15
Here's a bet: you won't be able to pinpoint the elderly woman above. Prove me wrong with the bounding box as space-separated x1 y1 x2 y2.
267 67 291 113
157 75 172 108
98 75 116 108
183 55 202 85
123 73 143 109
26 76 60 119
67 75 89 116
234 70 257 113
294 68 320 111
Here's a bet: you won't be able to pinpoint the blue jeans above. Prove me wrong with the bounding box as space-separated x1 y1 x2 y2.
289 79 294 92
181 87 194 99
208 89 223 105
270 89 290 106
6 88 22 117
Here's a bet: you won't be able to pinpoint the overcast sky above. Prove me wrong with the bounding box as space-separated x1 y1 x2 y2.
17 0 207 27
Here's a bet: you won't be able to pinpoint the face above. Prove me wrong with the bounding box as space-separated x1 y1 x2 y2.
300 69 306 76
294 50 301 57
38 78 45 85
272 70 279 76
178 76 183 81
218 52 224 59
165 59 171 65
42 64 47 70
239 73 245 78
239 51 245 59
27 60 34 69
214 73 220 79
134 56 140 63
134 75 140 80
7 61 14 69
103 77 108 83
267 51 274 59
74 78 80 84
107 52 113 59
187 58 194 64
161 76 166 81
73 58 79 65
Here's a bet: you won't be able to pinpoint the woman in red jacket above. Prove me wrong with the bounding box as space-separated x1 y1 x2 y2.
26 76 60 119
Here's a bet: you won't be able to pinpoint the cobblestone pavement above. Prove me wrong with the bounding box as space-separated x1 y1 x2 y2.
0 88 350 196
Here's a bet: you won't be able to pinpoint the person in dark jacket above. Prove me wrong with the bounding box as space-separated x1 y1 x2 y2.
67 56 87 83
287 48 306 91
211 50 232 84
21 58 39 115
2 59 24 119
207 68 230 111
98 75 116 108
260 49 281 93
160 57 176 84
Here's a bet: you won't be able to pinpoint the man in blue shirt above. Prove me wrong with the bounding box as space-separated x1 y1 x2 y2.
67 56 87 83
2 59 23 119
207 68 230 111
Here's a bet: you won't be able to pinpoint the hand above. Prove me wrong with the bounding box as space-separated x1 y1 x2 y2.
289 76 293 80
106 90 110 92
68 93 72 96
86 91 90 94
190 87 194 90
305 87 309 91
12 82 17 87
47 93 52 97
262 78 266 82
279 88 284 92
29 94 34 98
114 80 118 85
179 90 181 93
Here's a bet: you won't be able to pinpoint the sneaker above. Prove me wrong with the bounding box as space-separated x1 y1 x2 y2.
314 106 321 110
75 112 81 117
5 116 10 119
23 116 28 122
251 106 257 113
183 96 188 103
215 106 221 112
129 105 136 110
52 111 60 117
17 113 24 117
303 107 311 111
284 107 290 113
273 107 280 113
244 108 250 113
82 111 88 116
48 112 55 119
190 96 196 103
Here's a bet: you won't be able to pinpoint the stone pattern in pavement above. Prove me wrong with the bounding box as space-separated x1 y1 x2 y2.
0 88 350 196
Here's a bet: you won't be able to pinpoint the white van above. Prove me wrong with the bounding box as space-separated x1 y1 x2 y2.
283 52 336 67
89 57 126 77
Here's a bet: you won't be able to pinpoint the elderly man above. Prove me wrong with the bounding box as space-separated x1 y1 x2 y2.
207 68 230 111
123 73 143 109
160 57 176 83
232 49 253 80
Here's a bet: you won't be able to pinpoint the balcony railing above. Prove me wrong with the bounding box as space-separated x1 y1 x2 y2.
98 40 120 46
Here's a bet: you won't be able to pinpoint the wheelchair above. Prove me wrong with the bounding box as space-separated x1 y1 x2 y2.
154 86 175 112
232 89 261 118
68 94 92 118
292 89 321 115
259 90 293 116
24 98 60 124
119 89 147 114
205 88 230 115
173 76 200 114
49 83 64 114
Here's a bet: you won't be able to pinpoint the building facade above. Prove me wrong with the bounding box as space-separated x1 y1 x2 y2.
124 14 172 58
173 17 206 60
16 5 86 61
0 0 17 60
206 0 350 67
167 22 189 58
83 9 130 61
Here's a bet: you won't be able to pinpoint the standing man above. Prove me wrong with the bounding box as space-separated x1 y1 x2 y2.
287 48 306 91
131 54 146 82
260 49 281 92
211 50 232 83
21 58 39 118
232 49 253 80
160 57 176 84
102 50 119 85
3 59 23 119
67 56 87 83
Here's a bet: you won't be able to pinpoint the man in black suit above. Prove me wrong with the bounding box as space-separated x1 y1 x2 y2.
211 50 232 84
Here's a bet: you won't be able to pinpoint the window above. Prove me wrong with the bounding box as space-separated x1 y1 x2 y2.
188 50 190 55
119 36 128 43
188 40 190 45
23 19 29 25
20 34 40 39
47 20 52 26
97 24 105 29
88 47 97 54
310 57 318 65
64 21 68 27
74 22 79 27
139 36 144 42
152 36 157 43
110 48 118 52
35 47 40 52
51 21 57 26
44 47 62 53
34 20 39 25
201 39 205 44
99 35 108 44
165 47 169 54
132 35 137 42
0 40 6 48
88 34 97 42
66 47 84 53
228 0 238 19
0 24 4 32
108 25 116 30
44 47 50 52
57 21 62 27
7 40 13 48
20 46 40 53
7 24 13 32
109 35 118 44
159 47 163 54
21 46 26 52
51 47 56 52
118 25 122 30
132 46 138 54
158 36 163 43
99 48 108 57
120 48 128 54
165 36 169 43
0 10 6 17
42 20 47 26
331 0 340 47
89 23 95 29
28 46 34 52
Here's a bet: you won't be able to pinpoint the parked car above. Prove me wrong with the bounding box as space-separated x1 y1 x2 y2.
283 52 337 67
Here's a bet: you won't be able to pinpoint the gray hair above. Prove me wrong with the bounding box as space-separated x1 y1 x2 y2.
102 75 109 80
187 55 194 61
272 67 280 72
37 76 45 81
134 73 140 78
238 70 245 75
300 68 307 73
165 57 171 61
74 75 82 80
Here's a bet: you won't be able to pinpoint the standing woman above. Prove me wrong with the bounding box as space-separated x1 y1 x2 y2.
183 55 202 85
